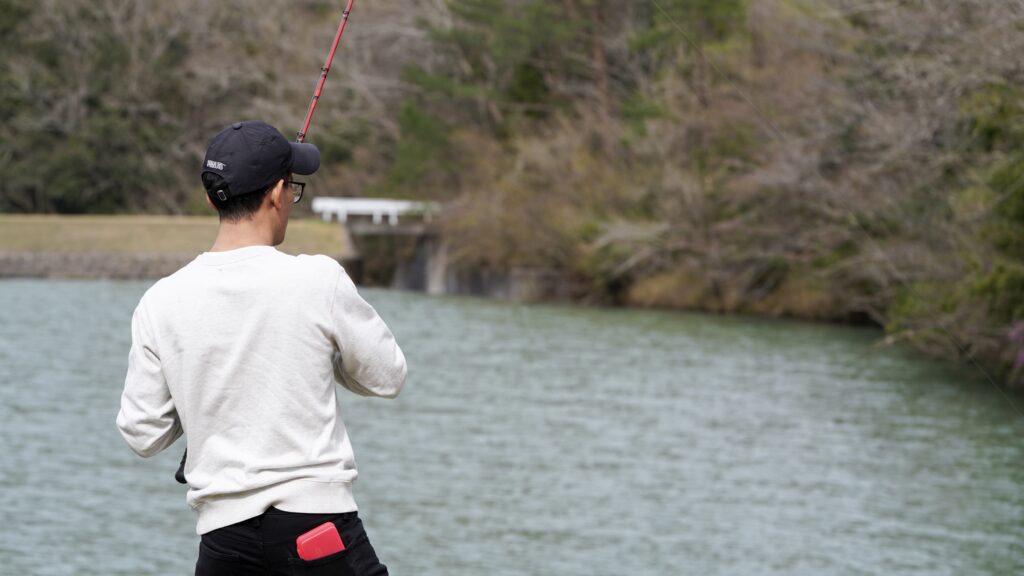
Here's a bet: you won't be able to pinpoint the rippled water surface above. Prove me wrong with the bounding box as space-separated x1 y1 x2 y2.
0 279 1021 575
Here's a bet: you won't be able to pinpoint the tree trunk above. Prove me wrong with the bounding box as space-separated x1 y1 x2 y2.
592 6 611 118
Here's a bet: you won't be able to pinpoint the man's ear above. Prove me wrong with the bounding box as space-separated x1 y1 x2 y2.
267 179 286 209
204 192 216 212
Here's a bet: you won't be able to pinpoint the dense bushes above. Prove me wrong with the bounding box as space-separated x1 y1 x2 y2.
1 0 1022 385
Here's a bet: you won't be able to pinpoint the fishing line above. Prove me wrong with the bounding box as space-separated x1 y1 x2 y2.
649 0 1023 417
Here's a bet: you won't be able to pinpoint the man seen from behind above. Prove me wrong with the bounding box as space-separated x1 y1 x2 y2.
116 120 406 576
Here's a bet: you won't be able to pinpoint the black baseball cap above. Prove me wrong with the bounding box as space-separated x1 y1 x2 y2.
201 120 320 200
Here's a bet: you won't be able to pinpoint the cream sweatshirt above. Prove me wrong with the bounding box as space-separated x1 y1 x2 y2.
116 245 407 534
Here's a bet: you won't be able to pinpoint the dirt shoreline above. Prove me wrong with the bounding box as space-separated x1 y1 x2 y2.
0 252 199 280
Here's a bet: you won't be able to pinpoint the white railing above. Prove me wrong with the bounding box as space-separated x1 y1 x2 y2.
311 197 441 226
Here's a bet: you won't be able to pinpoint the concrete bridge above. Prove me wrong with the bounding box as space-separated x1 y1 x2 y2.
311 197 448 294
311 197 441 229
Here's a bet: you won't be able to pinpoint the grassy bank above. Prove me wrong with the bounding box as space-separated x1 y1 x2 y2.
0 215 351 258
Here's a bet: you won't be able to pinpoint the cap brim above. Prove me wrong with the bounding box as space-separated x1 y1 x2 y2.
289 142 321 175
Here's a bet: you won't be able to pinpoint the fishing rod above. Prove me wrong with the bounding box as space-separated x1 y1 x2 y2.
297 0 356 143
175 0 357 485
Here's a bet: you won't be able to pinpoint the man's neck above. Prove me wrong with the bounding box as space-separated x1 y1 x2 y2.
209 218 276 252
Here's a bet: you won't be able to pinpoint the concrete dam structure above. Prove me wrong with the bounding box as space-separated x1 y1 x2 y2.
311 197 578 301
310 197 447 294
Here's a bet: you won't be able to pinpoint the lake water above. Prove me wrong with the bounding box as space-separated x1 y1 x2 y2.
0 279 1021 575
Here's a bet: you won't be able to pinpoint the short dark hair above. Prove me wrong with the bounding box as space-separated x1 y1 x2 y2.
201 172 279 222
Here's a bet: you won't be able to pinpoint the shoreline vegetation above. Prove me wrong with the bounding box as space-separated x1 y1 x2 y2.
0 215 855 323
1 214 1019 393
2 0 1021 388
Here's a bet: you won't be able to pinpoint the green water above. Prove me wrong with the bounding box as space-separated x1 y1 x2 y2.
0 279 1021 575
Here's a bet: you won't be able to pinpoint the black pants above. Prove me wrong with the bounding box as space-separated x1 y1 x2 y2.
195 507 389 576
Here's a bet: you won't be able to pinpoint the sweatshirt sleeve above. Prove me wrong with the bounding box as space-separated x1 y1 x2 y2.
116 300 182 458
330 267 407 398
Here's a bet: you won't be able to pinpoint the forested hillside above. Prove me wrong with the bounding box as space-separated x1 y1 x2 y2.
1 0 1022 386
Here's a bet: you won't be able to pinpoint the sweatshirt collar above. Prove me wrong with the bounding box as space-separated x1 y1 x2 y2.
195 245 277 266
